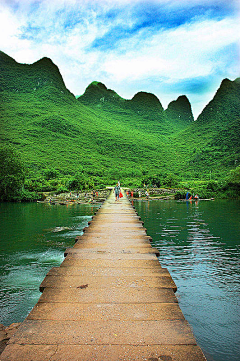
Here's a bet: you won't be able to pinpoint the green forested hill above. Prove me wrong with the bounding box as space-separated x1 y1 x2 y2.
0 51 239 199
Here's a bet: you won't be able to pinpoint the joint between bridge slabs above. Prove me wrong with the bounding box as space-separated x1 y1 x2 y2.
44 266 173 279
63 248 160 258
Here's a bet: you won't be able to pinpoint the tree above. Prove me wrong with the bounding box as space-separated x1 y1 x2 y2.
67 172 86 191
0 146 25 200
227 166 240 183
43 168 59 180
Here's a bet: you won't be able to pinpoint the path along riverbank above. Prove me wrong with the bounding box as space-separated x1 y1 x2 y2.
0 190 206 361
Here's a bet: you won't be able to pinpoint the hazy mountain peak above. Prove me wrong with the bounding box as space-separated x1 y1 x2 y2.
0 51 17 65
165 95 194 123
0 51 75 102
78 81 122 105
197 77 240 123
131 91 163 110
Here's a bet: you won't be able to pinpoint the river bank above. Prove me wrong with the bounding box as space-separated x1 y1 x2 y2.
36 187 181 205
0 323 21 355
2 177 239 203
38 188 111 205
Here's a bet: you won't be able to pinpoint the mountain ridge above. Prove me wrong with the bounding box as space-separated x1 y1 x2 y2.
0 50 239 188
166 95 194 123
196 77 240 123
0 51 75 103
78 80 193 124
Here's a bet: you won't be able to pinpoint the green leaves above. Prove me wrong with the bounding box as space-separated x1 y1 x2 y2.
0 146 25 200
67 173 88 191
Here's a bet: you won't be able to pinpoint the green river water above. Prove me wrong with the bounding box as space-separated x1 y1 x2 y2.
0 199 239 361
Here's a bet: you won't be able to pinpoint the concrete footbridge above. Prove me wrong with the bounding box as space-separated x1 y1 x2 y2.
1 190 206 361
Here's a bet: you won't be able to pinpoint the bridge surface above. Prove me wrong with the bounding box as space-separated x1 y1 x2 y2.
1 191 206 361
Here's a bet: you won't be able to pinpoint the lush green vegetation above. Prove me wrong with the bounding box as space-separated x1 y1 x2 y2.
0 51 239 200
0 146 25 201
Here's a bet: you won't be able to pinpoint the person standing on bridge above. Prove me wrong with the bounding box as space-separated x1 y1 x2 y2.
114 183 120 201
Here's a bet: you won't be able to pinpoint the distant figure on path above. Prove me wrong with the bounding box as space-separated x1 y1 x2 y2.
114 183 120 201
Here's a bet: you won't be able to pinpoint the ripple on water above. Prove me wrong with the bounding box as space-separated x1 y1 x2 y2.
134 199 240 361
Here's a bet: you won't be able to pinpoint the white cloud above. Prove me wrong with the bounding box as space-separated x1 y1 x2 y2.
0 6 28 53
0 0 239 117
101 17 239 82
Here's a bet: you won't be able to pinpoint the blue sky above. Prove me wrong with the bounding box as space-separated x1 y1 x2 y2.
0 0 239 117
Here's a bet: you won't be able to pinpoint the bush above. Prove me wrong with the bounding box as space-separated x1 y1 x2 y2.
67 173 87 191
174 191 186 200
56 185 68 194
142 172 178 188
0 146 25 201
206 181 220 191
48 179 59 190
43 168 59 180
19 189 42 202
226 166 240 183
25 178 52 192
221 182 240 199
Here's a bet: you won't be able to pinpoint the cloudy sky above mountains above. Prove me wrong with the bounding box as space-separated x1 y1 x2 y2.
0 0 239 117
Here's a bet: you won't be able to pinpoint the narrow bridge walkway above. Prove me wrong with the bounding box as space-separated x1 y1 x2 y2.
1 191 206 361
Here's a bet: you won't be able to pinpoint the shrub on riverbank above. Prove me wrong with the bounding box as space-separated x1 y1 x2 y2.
0 146 25 201
181 177 240 199
2 163 240 202
15 189 44 202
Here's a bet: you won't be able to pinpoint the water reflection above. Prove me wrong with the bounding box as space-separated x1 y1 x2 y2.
134 199 240 361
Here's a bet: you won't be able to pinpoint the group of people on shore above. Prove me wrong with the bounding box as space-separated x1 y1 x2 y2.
114 182 150 201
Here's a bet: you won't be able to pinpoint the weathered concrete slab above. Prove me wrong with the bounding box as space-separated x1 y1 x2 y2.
0 344 206 361
9 319 196 345
27 302 184 321
38 287 178 304
86 225 145 231
82 229 149 236
89 218 144 224
64 247 160 256
60 258 162 268
46 266 170 277
0 345 57 361
74 241 152 248
39 274 177 292
71 242 155 250
76 234 152 241
64 252 158 260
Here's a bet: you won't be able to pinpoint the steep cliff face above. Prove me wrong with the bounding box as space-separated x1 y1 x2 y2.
127 91 165 121
77 81 123 106
78 83 166 121
0 51 75 103
165 95 194 123
196 78 240 123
